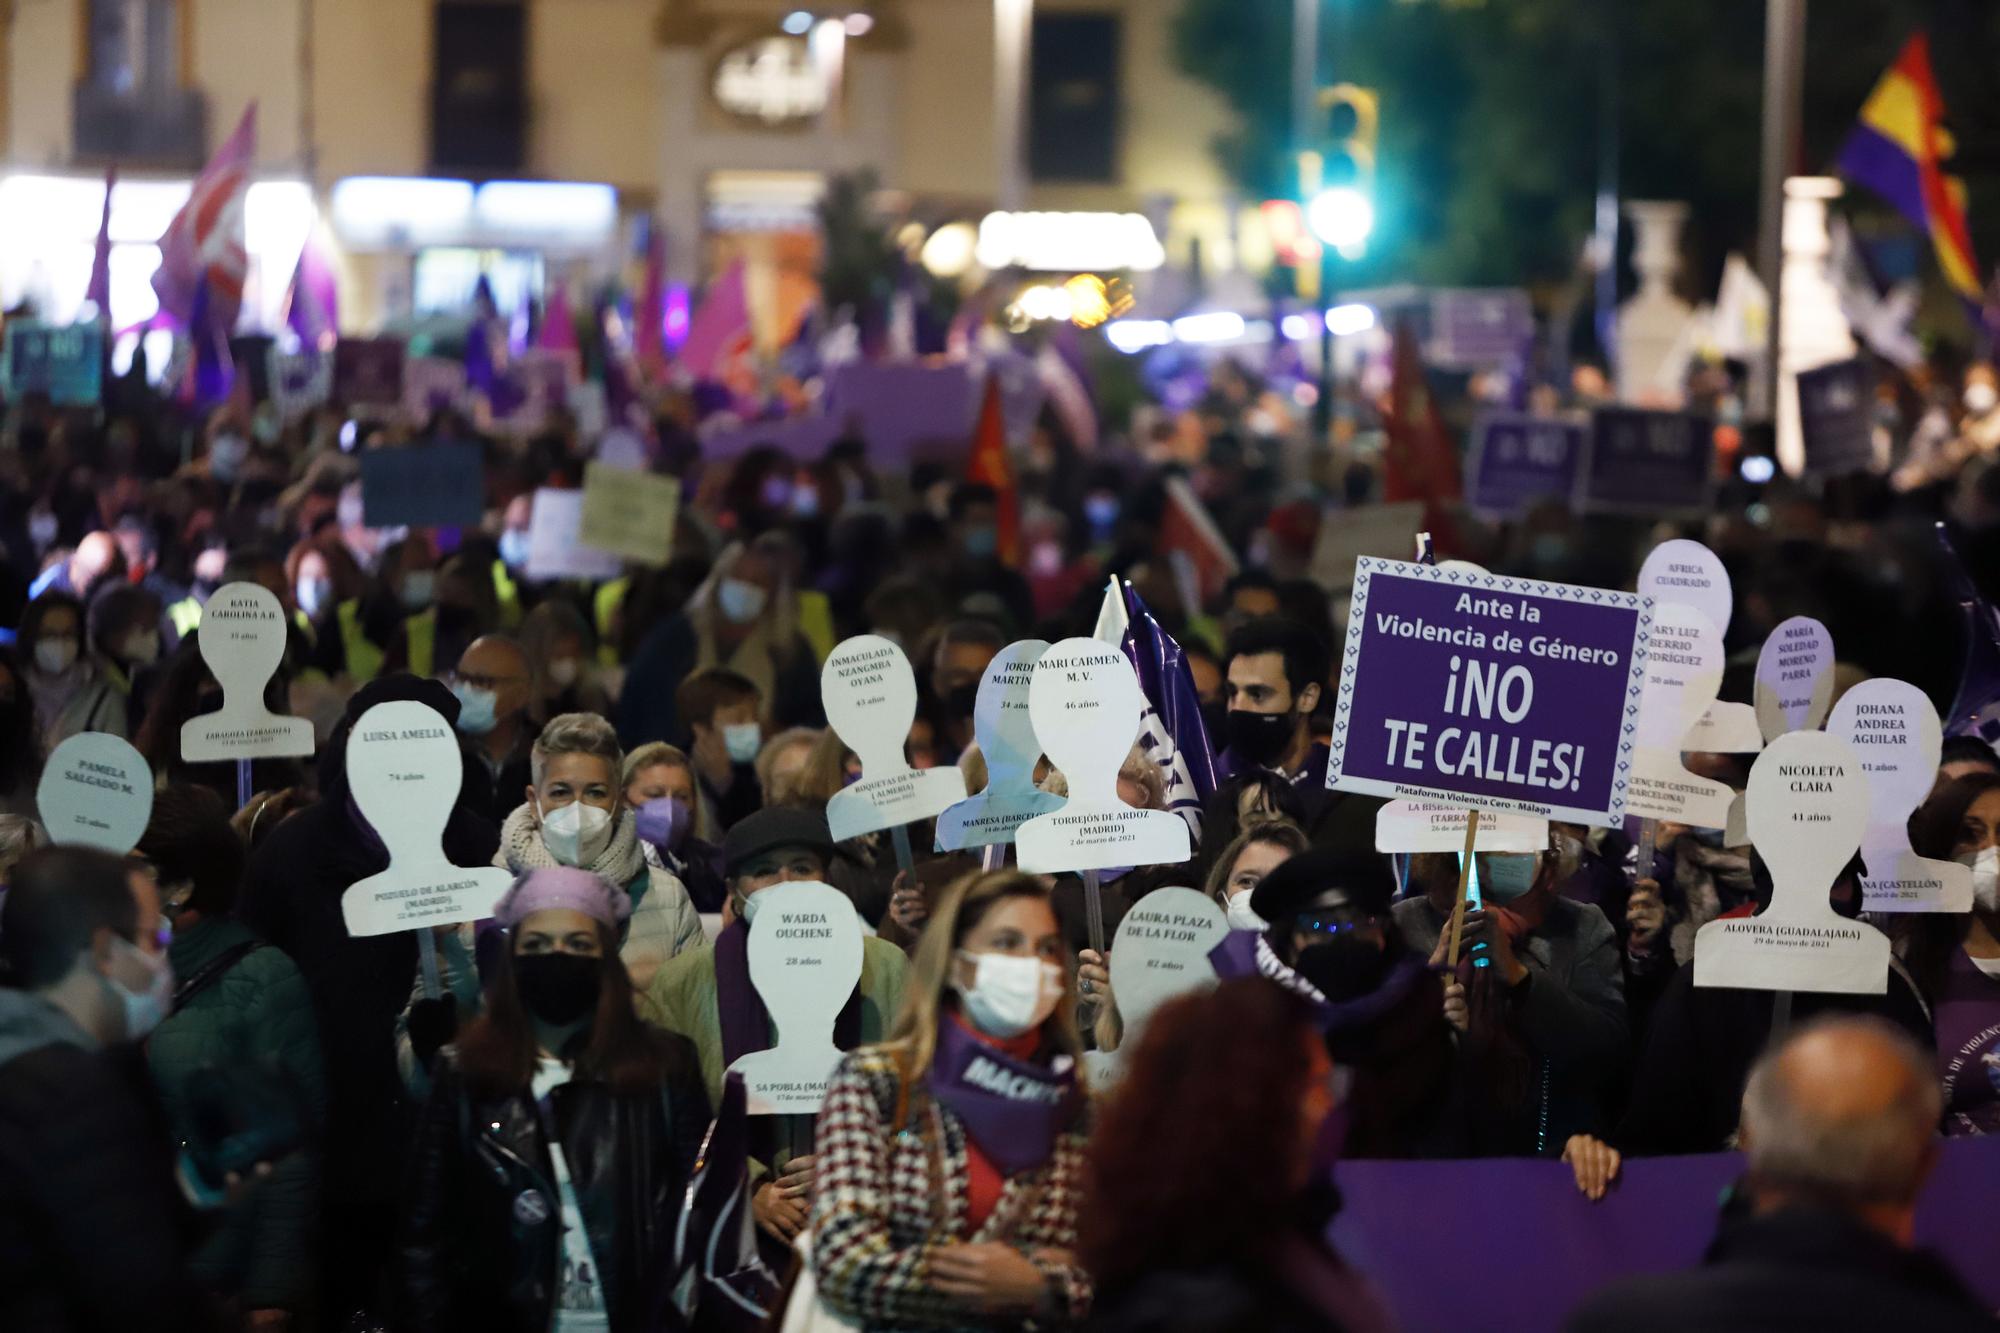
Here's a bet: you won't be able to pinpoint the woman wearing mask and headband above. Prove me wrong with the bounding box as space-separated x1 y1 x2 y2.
1393 839 1627 1158
401 867 708 1333
811 870 1093 1328
496 713 703 990
617 536 822 748
1901 773 2000 1136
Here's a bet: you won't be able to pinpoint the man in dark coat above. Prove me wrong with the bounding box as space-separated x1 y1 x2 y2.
239 673 500 1327
1566 1017 1992 1333
0 846 207 1331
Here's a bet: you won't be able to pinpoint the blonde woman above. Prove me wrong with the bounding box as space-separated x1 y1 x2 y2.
811 871 1093 1327
1203 820 1310 932
620 741 726 913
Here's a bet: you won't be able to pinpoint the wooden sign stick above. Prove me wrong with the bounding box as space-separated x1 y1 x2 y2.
1444 810 1483 969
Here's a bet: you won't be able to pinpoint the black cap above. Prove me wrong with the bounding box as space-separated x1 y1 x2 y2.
1249 848 1396 925
722 806 836 877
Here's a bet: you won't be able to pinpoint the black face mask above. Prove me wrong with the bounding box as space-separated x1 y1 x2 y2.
514 953 602 1026
943 682 980 722
1225 709 1294 767
1294 932 1389 1002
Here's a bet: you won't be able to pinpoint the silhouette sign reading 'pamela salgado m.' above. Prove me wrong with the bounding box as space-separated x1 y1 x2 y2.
730 881 865 1115
37 731 153 854
822 634 965 841
935 639 1064 852
1693 729 1890 995
1827 678 1972 914
340 700 513 937
1016 637 1190 873
180 582 315 762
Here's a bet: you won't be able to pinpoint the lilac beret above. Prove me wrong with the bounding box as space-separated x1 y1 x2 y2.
493 866 633 930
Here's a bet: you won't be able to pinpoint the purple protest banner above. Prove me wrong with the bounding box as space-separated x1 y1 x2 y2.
823 362 976 465
699 412 846 464
1327 559 1651 827
1328 1135 2000 1332
1796 356 1879 476
333 336 407 407
1426 287 1533 370
1465 412 1586 520
1577 406 1716 514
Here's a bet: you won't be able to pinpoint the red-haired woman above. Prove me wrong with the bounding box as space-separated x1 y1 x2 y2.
400 867 709 1333
1080 978 1396 1333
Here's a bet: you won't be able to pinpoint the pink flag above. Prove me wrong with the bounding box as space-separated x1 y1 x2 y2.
634 228 667 376
537 278 579 354
85 167 116 316
680 259 751 379
153 104 256 331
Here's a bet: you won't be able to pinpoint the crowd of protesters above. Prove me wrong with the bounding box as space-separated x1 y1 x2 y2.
0 337 1996 1333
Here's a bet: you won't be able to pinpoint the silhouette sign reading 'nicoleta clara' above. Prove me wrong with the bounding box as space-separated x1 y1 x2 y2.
180 582 314 762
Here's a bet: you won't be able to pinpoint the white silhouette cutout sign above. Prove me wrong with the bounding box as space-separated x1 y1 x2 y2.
732 880 865 1114
936 639 1064 851
1107 887 1229 1034
1827 678 1972 913
1638 540 1761 753
341 700 513 936
181 582 315 762
38 732 153 853
1754 616 1836 741
1693 730 1890 994
1375 800 1547 853
821 634 966 841
1624 603 1734 829
1016 637 1191 873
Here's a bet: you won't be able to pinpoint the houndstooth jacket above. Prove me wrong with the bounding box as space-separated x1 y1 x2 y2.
810 1044 1093 1330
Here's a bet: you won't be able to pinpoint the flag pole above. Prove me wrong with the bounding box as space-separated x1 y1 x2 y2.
1444 810 1481 969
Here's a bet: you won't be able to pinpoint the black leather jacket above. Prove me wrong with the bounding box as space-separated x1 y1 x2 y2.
399 1042 709 1333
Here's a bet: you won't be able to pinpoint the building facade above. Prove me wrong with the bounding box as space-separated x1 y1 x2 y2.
0 0 1259 334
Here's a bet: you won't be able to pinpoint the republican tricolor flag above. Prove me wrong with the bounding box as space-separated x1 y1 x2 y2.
153 104 257 333
1837 33 1981 304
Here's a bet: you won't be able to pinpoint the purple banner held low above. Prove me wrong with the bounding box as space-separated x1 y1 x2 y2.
1328 1135 2000 1332
1466 413 1586 520
1327 559 1652 827
333 337 407 407
823 363 976 465
1578 407 1715 513
1797 356 1878 477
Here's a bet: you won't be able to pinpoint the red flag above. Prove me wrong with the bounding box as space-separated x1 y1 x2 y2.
1379 319 1462 548
966 374 1020 565
1157 475 1239 611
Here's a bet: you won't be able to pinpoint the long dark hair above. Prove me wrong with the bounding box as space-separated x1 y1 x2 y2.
1080 978 1319 1294
453 920 678 1097
1901 772 2000 1002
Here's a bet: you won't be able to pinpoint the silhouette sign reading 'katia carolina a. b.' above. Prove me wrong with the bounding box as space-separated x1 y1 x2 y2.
822 634 966 841
1693 729 1890 995
1828 678 1973 914
340 700 513 938
935 639 1064 852
37 732 152 854
1016 638 1191 874
180 582 315 762
730 881 865 1115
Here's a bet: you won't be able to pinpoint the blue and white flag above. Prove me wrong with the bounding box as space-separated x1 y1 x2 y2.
1095 576 1221 843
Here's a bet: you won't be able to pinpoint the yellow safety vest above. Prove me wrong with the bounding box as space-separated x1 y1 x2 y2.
338 599 385 684
594 577 629 668
167 596 203 638
490 560 522 630
406 606 437 680
796 589 836 664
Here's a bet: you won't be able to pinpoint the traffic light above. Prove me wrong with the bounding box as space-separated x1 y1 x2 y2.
1307 83 1378 254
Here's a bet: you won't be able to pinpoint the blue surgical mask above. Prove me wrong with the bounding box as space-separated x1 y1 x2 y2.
296 576 334 620
1475 853 1539 903
209 434 250 483
717 577 767 624
724 721 763 764
962 525 999 558
452 682 498 735
399 571 436 612
497 529 531 570
1084 495 1119 530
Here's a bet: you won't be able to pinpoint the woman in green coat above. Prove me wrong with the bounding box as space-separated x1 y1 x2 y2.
137 784 327 1329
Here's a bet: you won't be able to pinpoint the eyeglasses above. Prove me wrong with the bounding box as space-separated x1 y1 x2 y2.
450 669 522 691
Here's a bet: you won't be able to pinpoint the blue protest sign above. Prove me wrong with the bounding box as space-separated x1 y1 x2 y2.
1327 559 1652 827
1465 413 1585 519
1577 407 1715 513
1796 356 1878 476
360 443 485 529
2 321 103 406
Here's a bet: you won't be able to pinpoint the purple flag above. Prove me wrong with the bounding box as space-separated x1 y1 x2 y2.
1096 577 1221 842
1938 522 2000 746
537 279 578 355
86 168 115 315
285 224 340 352
668 1072 779 1330
188 278 235 408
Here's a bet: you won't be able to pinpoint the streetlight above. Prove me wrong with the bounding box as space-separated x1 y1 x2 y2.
1306 185 1374 254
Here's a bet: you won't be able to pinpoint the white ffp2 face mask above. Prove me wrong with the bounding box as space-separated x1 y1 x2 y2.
953 951 1064 1039
540 800 613 868
106 936 173 1041
1960 846 2000 913
1225 890 1268 932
